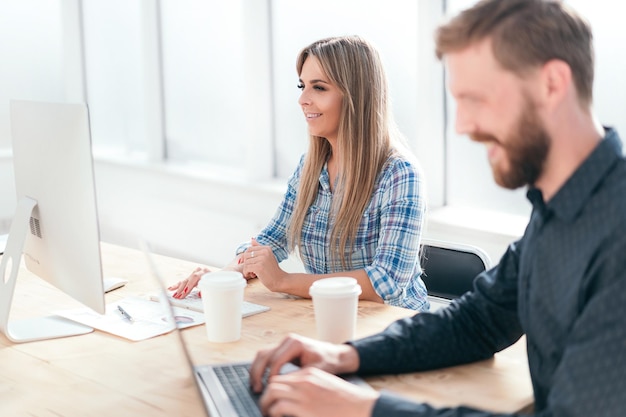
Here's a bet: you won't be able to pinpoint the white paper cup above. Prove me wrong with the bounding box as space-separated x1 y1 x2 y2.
309 277 362 343
197 271 246 343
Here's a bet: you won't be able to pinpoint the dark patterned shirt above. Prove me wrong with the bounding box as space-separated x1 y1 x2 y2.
352 128 626 416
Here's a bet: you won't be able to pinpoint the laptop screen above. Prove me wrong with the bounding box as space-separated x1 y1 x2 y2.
140 241 215 416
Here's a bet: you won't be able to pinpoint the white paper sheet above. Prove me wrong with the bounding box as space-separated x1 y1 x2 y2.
56 296 205 341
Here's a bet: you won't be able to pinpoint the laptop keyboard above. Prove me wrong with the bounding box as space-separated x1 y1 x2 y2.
212 363 263 417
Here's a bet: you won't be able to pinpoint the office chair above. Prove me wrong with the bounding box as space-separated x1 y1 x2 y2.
420 238 492 304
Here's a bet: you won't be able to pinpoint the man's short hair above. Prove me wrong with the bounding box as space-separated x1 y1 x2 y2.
435 0 594 106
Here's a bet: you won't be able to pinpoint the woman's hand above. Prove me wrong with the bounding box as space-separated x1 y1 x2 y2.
243 239 288 291
167 266 210 299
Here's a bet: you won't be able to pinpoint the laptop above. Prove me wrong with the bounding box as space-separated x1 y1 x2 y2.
140 242 372 416
428 295 451 312
148 288 270 318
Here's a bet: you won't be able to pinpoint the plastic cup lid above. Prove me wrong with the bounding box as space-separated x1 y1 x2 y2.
309 277 362 297
199 271 246 289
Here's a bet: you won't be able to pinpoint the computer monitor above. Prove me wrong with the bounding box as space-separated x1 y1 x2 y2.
0 100 106 343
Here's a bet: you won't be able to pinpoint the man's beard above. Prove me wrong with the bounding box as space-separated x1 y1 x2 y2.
471 101 550 189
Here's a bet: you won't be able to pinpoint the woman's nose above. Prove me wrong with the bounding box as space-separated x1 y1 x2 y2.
298 89 310 107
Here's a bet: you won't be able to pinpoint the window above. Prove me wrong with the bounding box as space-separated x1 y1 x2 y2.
5 0 624 229
443 0 626 218
271 0 428 178
0 0 64 151
0 0 65 228
159 1 247 167
83 0 444 187
444 0 531 217
568 1 626 138
82 0 146 157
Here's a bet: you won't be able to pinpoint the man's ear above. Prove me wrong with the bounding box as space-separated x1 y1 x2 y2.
540 59 573 109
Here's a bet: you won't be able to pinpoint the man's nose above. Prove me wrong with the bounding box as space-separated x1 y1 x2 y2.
455 105 476 135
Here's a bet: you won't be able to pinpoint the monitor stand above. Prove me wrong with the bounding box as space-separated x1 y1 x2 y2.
0 197 93 343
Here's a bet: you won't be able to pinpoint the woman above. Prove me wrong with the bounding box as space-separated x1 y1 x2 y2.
170 35 429 310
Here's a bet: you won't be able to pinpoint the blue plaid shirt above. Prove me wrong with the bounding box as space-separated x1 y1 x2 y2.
237 153 429 311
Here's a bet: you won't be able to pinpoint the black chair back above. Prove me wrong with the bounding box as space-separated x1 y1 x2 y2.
420 240 491 300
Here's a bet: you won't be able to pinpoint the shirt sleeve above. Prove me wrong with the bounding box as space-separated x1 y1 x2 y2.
371 392 513 417
353 240 523 376
363 159 426 308
350 242 524 417
234 155 304 262
368 276 626 417
355 231 626 416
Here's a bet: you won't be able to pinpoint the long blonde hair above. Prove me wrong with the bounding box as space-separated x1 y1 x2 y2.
288 35 402 268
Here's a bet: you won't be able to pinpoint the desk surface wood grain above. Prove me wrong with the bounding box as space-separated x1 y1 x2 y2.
1 243 533 416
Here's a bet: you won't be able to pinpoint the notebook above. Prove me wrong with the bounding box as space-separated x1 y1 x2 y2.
148 288 270 318
140 242 372 416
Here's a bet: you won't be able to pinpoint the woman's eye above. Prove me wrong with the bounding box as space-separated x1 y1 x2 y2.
297 83 304 90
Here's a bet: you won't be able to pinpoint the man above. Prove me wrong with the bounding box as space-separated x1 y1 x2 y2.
249 1 626 416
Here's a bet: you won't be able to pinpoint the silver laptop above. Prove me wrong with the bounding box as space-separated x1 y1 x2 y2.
141 242 371 416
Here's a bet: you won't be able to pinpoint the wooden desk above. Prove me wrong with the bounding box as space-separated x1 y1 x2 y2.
1 243 533 416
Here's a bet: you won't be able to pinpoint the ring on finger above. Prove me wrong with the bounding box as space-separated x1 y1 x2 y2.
251 251 255 258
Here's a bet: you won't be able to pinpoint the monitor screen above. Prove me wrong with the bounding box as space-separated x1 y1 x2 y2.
0 100 106 343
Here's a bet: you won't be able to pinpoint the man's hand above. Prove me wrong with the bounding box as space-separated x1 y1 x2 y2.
249 333 360 393
260 367 378 417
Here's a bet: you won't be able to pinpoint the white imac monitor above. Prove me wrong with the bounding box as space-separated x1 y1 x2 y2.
0 100 106 343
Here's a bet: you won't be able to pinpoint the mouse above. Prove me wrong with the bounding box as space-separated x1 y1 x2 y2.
103 277 128 293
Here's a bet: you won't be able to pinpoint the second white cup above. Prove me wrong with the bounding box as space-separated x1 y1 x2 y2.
309 277 362 344
197 271 246 343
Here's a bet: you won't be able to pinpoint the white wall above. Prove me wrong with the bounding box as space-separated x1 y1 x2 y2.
1 153 522 271
93 160 285 268
92 160 524 269
0 144 524 268
0 0 527 270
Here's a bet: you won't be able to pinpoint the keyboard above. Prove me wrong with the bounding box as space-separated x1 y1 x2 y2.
196 361 370 416
150 289 270 317
211 363 262 417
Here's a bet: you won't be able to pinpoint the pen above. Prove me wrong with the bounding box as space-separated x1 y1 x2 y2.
117 305 134 323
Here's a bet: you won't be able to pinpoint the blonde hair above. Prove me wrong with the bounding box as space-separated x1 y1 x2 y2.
288 35 404 268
